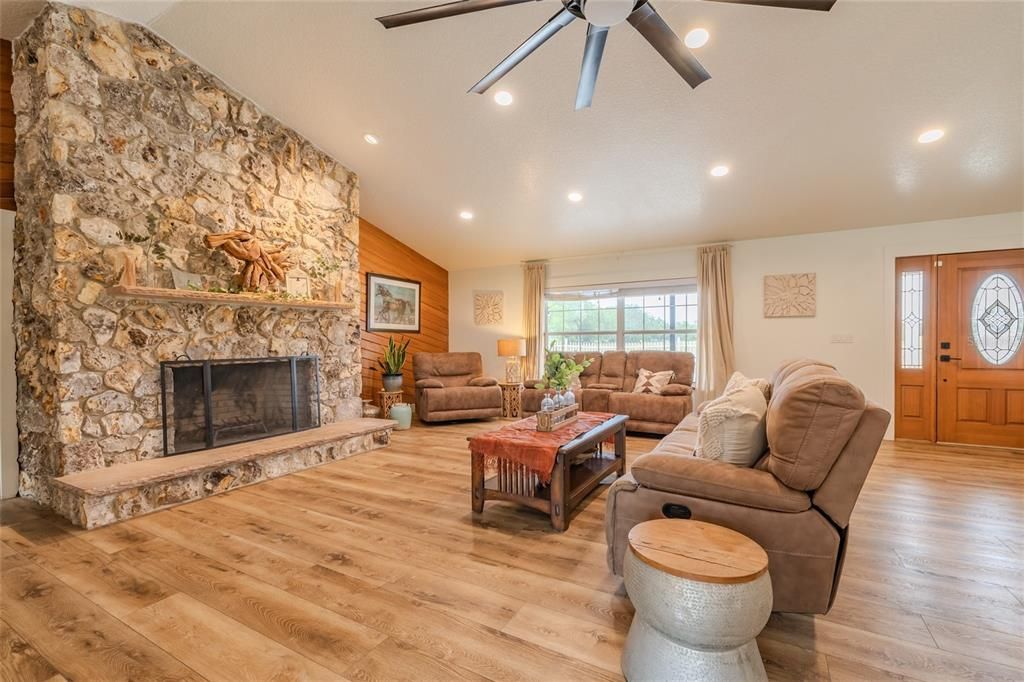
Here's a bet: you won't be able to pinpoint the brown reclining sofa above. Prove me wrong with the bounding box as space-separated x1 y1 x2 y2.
522 350 695 435
605 359 890 613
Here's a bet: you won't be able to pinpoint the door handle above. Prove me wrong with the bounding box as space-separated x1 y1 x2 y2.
939 355 961 362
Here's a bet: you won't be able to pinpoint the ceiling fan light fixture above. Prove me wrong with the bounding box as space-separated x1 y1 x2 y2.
376 0 836 109
583 0 637 27
917 128 945 144
684 28 710 49
710 165 730 177
493 90 514 106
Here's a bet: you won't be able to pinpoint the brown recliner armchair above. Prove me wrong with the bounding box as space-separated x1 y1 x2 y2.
605 359 890 614
413 352 502 423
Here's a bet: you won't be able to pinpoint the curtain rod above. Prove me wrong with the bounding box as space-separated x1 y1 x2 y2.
520 241 731 266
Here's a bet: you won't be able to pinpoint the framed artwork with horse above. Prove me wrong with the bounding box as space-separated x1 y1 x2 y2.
366 273 421 333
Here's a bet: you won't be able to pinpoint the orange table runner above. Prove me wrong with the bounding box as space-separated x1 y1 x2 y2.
468 412 618 484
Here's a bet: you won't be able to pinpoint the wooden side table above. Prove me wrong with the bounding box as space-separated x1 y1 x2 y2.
498 382 523 419
378 390 403 419
622 519 772 681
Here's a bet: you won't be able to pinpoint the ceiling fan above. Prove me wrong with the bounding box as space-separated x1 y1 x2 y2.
376 0 836 110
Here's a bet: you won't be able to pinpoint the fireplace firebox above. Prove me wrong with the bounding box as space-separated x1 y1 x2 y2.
160 356 321 456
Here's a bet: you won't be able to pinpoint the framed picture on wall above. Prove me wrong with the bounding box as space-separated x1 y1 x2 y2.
366 273 421 333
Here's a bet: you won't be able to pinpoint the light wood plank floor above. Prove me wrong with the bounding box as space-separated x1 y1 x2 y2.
1 423 1022 681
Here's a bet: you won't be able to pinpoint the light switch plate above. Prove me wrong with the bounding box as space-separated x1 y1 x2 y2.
830 334 855 344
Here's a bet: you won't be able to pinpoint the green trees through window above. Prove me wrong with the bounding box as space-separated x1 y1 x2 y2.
544 290 698 354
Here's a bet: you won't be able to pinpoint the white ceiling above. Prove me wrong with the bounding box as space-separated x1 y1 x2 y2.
1 1 176 38
12 2 1024 270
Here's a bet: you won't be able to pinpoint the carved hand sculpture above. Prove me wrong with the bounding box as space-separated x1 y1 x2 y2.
203 230 292 291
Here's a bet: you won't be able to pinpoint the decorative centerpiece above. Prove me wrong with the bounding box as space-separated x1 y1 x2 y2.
536 404 579 432
378 335 411 393
534 343 593 407
533 344 593 431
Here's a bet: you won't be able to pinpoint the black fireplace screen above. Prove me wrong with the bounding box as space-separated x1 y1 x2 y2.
160 356 321 456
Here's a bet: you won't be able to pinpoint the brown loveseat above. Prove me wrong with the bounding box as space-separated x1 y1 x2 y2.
522 351 694 435
413 352 502 423
605 359 889 614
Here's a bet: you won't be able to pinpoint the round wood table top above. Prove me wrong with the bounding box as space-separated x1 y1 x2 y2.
627 519 769 585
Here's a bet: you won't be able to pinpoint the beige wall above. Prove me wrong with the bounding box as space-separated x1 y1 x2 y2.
731 212 1023 428
449 212 1024 437
2 209 16 498
449 265 525 381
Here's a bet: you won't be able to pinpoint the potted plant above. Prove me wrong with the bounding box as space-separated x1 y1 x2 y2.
378 336 411 393
534 342 593 396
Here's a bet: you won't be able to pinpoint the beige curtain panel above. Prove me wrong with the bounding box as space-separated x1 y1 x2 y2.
697 244 735 402
522 261 546 380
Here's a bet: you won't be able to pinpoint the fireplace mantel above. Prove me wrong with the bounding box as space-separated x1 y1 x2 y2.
106 285 356 311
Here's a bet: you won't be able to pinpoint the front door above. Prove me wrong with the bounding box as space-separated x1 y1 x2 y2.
895 248 1024 448
936 249 1024 448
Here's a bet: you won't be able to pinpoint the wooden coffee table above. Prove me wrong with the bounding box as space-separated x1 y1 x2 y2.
470 413 627 531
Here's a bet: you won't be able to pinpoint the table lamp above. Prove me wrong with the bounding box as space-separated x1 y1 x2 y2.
497 338 527 383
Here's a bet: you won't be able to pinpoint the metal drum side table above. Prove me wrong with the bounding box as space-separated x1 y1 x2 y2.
622 519 772 682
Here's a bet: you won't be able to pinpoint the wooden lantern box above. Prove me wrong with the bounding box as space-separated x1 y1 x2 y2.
536 404 579 432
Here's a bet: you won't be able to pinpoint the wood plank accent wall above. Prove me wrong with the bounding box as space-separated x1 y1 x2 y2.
359 218 448 405
1 40 14 211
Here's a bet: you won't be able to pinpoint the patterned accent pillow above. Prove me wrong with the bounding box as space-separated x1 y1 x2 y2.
632 368 675 395
725 370 771 402
696 382 768 466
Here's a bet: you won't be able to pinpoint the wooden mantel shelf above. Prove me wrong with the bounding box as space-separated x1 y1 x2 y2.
106 285 355 311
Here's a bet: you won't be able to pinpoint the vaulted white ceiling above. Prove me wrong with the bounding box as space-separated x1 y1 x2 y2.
10 2 1024 270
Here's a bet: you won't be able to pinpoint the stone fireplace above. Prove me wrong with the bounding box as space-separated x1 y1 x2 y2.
161 356 320 455
11 3 390 527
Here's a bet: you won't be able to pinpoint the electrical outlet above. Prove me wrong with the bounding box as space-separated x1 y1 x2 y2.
830 334 855 344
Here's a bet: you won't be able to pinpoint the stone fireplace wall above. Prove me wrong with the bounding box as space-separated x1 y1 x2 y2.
11 3 362 504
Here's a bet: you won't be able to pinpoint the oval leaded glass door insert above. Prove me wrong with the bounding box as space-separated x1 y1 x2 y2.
971 273 1023 365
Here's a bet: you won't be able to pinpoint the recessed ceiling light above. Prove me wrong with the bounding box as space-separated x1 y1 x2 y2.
494 90 514 106
710 165 729 177
567 191 583 203
684 28 710 49
363 133 379 145
917 128 945 144
459 210 474 220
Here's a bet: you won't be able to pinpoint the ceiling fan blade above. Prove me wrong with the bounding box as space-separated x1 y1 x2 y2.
469 8 577 94
575 24 609 110
627 3 710 89
703 0 836 10
376 0 539 29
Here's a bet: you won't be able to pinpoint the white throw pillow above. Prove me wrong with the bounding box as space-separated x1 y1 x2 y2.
696 383 768 466
632 368 674 395
725 370 771 403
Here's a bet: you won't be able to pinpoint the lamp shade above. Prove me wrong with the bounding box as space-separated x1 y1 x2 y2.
497 338 527 358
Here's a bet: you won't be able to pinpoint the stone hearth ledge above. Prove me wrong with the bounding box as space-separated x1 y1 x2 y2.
51 418 396 528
